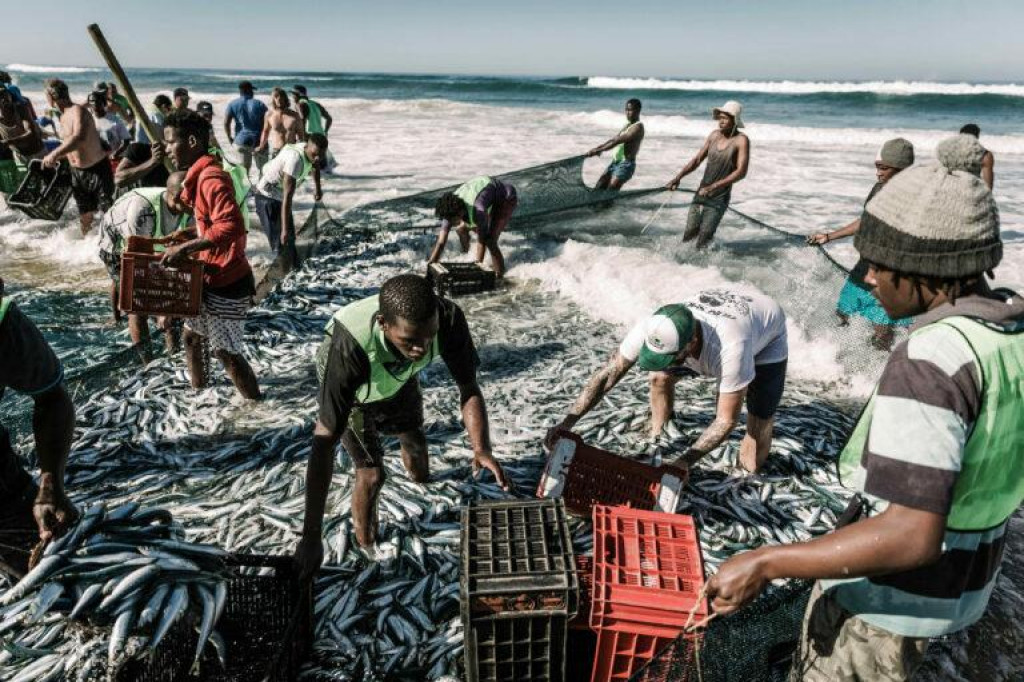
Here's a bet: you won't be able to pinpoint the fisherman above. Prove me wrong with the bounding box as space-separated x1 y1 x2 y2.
0 86 45 165
293 274 509 570
41 79 114 235
195 101 222 151
806 138 915 350
114 140 170 193
224 80 268 174
253 134 327 273
429 176 518 278
547 289 788 475
172 87 191 112
160 110 261 400
95 81 134 132
290 84 332 136
135 94 173 145
587 98 645 190
959 123 994 189
0 278 77 578
707 136 1021 682
87 89 131 157
98 172 189 359
666 100 750 249
256 87 304 162
0 71 37 120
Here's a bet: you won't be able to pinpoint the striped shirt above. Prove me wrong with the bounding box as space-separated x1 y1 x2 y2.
825 291 1024 637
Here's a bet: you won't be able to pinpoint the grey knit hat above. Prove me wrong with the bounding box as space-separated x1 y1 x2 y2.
878 138 915 169
855 136 1001 278
935 134 987 177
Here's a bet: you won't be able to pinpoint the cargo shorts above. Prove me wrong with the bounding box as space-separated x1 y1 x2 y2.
790 583 929 682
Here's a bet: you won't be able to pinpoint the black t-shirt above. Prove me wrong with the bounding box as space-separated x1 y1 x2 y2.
317 299 479 434
120 143 170 189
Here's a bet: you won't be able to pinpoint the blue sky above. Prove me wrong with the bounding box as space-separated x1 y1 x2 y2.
2 0 1021 81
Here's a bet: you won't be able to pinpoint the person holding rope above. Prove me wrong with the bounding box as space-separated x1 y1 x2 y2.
587 98 645 190
707 136 1022 682
807 138 915 351
666 100 750 249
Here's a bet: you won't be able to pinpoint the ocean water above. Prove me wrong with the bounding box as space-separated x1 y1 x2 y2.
1 65 1023 679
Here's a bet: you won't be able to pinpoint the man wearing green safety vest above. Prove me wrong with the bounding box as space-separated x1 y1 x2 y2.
294 274 509 573
587 98 645 190
706 135 1023 682
290 85 333 136
430 176 518 278
254 134 328 275
97 172 190 360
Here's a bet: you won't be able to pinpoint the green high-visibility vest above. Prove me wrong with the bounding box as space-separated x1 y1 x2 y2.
453 176 493 229
132 187 187 243
282 143 314 187
325 295 440 404
0 297 11 326
612 121 633 163
208 147 251 231
839 315 1024 531
300 97 325 135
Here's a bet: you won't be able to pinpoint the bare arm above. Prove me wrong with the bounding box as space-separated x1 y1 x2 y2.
808 216 860 245
2 118 38 144
667 133 715 188
32 384 77 542
320 104 332 133
458 378 507 489
280 174 296 244
698 135 750 196
313 166 322 201
428 226 451 264
671 388 744 468
708 503 946 614
546 350 636 446
223 110 233 145
293 422 341 578
588 124 640 156
114 143 165 188
44 107 88 163
981 151 994 190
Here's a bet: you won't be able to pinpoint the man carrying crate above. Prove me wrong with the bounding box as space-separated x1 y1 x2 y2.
98 172 190 360
546 289 788 476
293 274 509 573
160 110 261 400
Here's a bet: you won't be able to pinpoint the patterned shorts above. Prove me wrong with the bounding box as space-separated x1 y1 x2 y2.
184 290 251 355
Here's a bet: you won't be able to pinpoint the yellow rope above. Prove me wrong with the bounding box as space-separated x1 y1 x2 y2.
680 583 718 682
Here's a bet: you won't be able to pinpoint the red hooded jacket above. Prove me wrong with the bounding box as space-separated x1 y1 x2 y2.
181 155 251 288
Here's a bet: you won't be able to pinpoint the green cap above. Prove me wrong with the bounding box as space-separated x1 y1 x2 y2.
637 304 696 372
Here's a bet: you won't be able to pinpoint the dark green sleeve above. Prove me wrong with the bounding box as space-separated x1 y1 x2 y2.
316 321 371 434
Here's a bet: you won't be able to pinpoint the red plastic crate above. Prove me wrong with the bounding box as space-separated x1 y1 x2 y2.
537 433 683 517
590 506 707 634
590 629 696 682
118 236 203 318
571 554 594 630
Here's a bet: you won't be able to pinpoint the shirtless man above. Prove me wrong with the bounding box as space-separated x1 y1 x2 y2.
257 87 304 162
587 98 644 190
0 86 44 165
41 79 113 234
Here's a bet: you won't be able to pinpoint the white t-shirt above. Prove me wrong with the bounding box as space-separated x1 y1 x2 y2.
255 146 306 201
97 193 177 273
94 113 131 154
619 290 788 393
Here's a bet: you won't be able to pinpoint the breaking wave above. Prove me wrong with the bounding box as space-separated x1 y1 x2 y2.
5 63 102 74
586 76 1024 98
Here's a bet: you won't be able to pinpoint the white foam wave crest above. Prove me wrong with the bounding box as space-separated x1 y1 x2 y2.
575 109 1024 155
512 240 849 388
587 76 1024 98
208 73 334 81
6 63 102 74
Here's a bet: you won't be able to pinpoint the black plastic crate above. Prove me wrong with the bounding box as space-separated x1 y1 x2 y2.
0 159 25 195
427 261 497 297
465 612 569 682
118 554 312 682
8 159 72 220
461 499 578 618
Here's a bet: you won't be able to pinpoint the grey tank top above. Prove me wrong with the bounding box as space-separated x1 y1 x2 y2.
698 133 742 205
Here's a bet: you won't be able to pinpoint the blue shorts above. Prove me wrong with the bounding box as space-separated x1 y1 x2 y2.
605 160 636 182
837 280 911 326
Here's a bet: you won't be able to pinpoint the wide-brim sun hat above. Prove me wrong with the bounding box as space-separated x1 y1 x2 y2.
712 100 744 129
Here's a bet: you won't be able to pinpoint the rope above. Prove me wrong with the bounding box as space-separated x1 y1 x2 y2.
640 192 675 234
680 582 719 682
726 203 851 275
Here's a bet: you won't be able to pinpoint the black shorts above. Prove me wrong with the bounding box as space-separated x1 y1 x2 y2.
341 378 425 469
70 158 115 215
746 360 787 419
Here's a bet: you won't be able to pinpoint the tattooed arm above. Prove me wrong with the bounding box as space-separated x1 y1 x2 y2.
545 350 636 448
670 388 745 470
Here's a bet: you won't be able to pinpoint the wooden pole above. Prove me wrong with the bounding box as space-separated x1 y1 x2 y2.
86 23 174 172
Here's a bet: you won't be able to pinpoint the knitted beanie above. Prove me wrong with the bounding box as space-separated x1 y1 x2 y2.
855 136 1001 278
878 138 915 169
935 134 987 177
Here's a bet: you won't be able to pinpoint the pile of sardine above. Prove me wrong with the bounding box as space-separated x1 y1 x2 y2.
1 207 862 680
0 502 230 681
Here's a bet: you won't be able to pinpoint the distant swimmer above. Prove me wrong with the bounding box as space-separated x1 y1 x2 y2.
547 289 788 476
257 87 305 163
806 138 914 350
587 98 645 190
42 79 114 235
97 172 190 360
666 100 750 249
0 86 45 166
290 85 333 136
959 123 994 189
224 81 268 173
430 176 518 278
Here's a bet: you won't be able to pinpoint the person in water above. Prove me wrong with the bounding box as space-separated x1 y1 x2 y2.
224 81 267 173
293 274 509 570
666 100 750 248
959 123 994 189
430 177 518 278
807 138 915 351
0 86 44 166
707 135 1021 682
547 289 788 475
257 87 305 163
587 98 645 190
